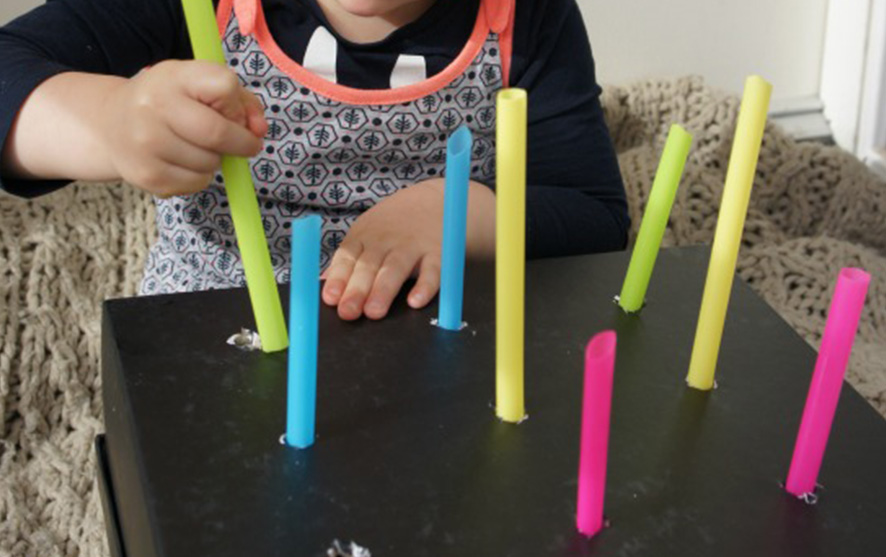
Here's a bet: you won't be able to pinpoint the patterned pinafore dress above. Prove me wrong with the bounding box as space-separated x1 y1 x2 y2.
140 0 516 294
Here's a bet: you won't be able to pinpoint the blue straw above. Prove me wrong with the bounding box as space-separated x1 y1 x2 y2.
286 214 322 449
438 126 473 331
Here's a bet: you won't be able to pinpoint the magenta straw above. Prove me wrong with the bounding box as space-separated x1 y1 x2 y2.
786 267 871 497
576 331 617 537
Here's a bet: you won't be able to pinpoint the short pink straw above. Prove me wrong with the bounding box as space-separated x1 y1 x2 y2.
576 330 617 537
786 267 871 497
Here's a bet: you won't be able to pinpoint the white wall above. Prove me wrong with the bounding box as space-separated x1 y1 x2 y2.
820 0 872 151
579 0 830 102
855 0 886 172
1 0 41 24
821 0 886 163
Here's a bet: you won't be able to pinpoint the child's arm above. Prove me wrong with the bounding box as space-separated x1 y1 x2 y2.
511 0 630 258
5 63 266 197
0 0 264 197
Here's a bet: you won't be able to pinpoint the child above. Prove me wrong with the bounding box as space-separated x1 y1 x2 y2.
0 0 628 321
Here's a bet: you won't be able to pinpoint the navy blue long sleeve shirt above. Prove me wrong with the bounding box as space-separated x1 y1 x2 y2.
0 0 628 258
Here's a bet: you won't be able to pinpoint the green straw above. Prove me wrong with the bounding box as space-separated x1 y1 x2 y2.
181 0 288 352
618 124 692 313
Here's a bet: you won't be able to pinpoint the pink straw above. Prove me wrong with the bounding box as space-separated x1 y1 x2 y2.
576 330 617 537
786 267 871 497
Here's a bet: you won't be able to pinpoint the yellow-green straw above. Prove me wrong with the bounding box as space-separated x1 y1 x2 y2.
618 124 692 313
181 0 288 352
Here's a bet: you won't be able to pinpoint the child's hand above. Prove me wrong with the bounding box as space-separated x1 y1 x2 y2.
101 60 267 197
321 178 496 321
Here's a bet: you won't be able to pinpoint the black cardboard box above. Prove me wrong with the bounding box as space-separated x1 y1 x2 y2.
97 246 886 556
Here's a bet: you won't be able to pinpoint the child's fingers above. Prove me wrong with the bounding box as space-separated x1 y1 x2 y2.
180 61 244 114
155 129 223 174
364 251 417 320
177 61 266 137
407 253 442 309
337 249 386 321
166 98 263 157
131 157 213 198
241 88 269 138
322 242 362 306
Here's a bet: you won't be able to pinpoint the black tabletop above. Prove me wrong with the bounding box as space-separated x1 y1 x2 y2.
101 246 886 557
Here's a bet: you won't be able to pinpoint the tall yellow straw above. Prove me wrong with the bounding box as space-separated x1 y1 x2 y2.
495 89 528 423
686 76 772 390
181 0 288 352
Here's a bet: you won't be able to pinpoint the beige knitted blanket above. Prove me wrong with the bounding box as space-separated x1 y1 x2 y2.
0 76 884 555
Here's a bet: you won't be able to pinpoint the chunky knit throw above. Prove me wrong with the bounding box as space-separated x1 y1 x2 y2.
0 76 883 555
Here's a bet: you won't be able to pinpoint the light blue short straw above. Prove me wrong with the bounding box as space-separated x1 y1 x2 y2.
438 126 473 331
286 214 322 449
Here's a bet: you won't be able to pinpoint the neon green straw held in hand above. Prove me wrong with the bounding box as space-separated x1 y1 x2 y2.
617 124 693 313
180 0 289 352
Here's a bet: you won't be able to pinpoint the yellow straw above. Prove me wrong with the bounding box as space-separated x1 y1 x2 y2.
686 76 772 390
180 0 288 352
495 89 528 423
